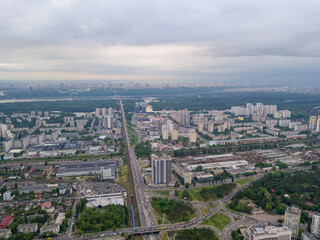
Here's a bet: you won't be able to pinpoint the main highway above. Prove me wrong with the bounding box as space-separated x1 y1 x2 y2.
120 99 158 240
57 101 314 240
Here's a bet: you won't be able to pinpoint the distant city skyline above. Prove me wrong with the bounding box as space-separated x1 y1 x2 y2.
0 0 320 83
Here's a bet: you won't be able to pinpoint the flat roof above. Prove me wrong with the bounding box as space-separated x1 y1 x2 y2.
57 160 115 175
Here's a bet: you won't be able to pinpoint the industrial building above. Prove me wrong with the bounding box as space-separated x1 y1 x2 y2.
86 193 125 207
30 141 85 157
56 160 115 179
185 160 248 171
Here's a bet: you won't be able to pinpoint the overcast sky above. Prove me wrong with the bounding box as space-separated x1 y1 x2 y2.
1 0 320 84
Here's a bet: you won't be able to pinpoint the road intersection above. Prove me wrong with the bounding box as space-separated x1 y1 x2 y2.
59 101 313 240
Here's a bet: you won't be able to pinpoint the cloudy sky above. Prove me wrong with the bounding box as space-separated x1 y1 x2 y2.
1 0 320 84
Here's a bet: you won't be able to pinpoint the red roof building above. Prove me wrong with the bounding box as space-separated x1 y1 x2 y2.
41 202 51 210
0 216 13 229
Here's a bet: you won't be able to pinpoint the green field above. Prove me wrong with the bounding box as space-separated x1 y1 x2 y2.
235 177 256 185
151 197 196 223
153 190 171 196
206 203 219 209
199 207 211 216
175 228 219 240
127 125 138 146
178 183 236 202
201 212 230 231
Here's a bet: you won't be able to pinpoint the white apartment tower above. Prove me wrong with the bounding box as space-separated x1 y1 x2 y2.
311 212 320 237
151 154 171 185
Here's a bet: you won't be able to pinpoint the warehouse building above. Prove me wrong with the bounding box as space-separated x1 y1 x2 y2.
56 160 115 179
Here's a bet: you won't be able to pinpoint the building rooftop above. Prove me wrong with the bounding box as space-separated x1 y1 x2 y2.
151 154 171 161
56 160 115 176
0 216 13 229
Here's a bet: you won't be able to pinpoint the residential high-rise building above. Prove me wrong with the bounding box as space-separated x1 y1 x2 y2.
189 129 197 143
162 128 169 140
198 123 204 133
223 122 231 130
246 103 254 115
182 112 190 127
246 225 291 240
316 116 320 132
167 121 174 134
108 107 113 116
207 123 214 132
105 115 114 129
170 110 190 127
95 108 101 118
284 206 301 238
0 124 8 138
151 154 171 185
309 116 317 129
171 129 179 141
135 102 146 113
101 108 107 117
311 212 320 237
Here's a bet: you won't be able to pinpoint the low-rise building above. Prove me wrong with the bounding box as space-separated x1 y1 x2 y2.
0 216 13 229
55 212 65 225
86 193 125 208
56 160 115 179
172 163 192 184
59 184 73 196
302 232 317 240
246 225 291 240
17 223 38 234
0 229 12 239
194 173 215 183
3 191 11 201
40 224 60 234
19 183 58 194
41 202 55 213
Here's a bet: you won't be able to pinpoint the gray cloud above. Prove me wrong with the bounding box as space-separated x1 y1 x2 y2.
0 0 320 82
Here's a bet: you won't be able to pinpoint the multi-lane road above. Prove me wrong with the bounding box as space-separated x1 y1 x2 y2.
120 99 159 240
61 101 314 240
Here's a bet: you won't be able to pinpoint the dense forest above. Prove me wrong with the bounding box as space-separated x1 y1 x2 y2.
198 183 236 201
175 228 219 240
0 86 226 100
134 141 151 158
0 100 119 114
75 203 128 233
151 197 195 223
228 167 320 214
150 91 320 119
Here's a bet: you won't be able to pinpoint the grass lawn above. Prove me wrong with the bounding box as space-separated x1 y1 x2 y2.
127 125 138 146
177 183 236 202
175 228 219 240
160 232 169 240
199 207 211 216
116 166 129 190
153 190 171 196
117 166 128 183
151 197 197 224
206 203 219 209
235 177 256 185
201 212 230 231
